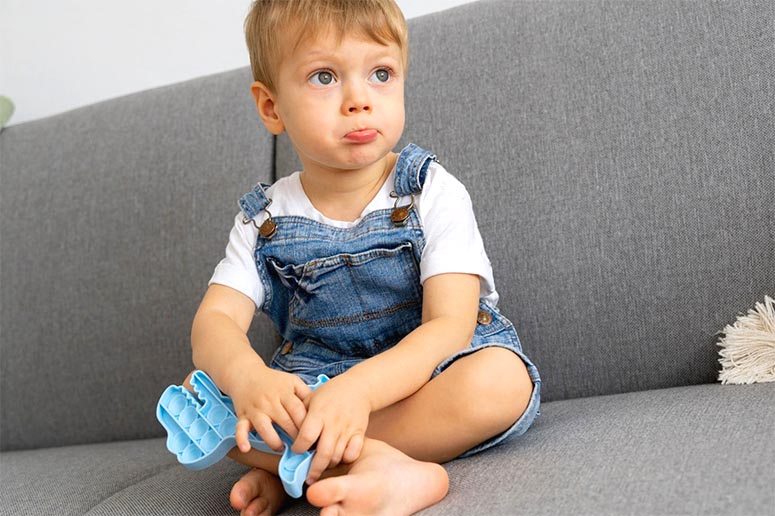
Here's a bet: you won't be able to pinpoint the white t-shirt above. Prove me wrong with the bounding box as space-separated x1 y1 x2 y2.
208 160 499 310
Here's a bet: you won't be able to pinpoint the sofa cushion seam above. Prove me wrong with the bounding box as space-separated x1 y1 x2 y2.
81 463 180 515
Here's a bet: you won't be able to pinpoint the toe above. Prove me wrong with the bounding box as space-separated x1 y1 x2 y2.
241 496 268 516
230 468 267 510
320 504 343 516
306 476 349 508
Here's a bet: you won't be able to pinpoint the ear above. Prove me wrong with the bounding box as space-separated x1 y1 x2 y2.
250 80 284 135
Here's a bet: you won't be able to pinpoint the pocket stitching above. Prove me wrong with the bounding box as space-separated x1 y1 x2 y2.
288 242 422 327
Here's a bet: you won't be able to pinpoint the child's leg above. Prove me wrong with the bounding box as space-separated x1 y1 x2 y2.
187 345 530 467
303 346 532 514
227 346 534 513
366 346 535 462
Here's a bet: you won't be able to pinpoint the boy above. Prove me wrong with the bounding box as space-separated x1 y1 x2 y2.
182 0 541 514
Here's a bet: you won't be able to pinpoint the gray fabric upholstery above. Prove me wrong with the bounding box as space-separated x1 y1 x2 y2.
0 439 182 515
2 383 773 515
0 68 275 451
421 383 775 516
1 0 773 514
278 0 775 402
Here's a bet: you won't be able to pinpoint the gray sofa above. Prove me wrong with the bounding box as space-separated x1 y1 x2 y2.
2 0 773 514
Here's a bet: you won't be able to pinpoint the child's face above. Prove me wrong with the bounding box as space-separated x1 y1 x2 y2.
253 26 405 173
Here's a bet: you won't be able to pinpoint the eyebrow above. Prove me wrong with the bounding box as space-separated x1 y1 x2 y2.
299 48 398 65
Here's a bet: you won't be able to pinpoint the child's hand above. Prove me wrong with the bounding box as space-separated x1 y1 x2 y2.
227 365 312 454
290 374 371 484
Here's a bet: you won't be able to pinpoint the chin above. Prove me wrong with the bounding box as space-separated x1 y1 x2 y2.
341 143 390 167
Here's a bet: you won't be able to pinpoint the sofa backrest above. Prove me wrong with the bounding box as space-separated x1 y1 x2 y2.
277 0 774 401
2 0 773 451
0 68 274 451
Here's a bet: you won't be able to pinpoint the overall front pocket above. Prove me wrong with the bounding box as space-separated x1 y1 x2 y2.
265 256 306 296
265 241 424 350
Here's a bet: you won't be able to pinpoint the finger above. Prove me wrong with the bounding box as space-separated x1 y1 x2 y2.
282 394 308 434
254 413 284 452
236 418 251 453
294 378 313 401
307 427 336 484
292 415 322 454
272 404 299 441
330 433 348 469
342 433 364 464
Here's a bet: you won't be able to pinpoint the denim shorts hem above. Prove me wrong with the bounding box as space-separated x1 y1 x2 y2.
456 376 541 459
429 342 542 460
430 341 541 385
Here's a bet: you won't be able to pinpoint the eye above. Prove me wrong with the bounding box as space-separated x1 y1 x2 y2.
370 67 393 83
309 70 336 86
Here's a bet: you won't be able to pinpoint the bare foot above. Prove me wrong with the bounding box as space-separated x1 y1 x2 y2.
230 467 288 516
306 438 449 515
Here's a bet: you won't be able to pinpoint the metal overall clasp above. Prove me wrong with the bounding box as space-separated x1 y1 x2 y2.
242 197 277 239
389 190 414 226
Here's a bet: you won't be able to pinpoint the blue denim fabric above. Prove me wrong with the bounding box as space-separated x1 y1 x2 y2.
237 143 541 459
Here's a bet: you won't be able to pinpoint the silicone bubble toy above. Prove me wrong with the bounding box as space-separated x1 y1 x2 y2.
156 370 329 498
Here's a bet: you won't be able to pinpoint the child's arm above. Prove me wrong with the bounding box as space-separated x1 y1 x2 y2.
292 272 480 482
191 284 265 393
191 284 312 451
344 272 481 412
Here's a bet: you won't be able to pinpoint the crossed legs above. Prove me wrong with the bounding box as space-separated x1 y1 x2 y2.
182 346 533 515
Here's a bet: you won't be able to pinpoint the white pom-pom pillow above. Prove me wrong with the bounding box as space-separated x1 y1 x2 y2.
717 295 775 384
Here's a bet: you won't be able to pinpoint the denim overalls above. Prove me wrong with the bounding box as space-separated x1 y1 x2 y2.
237 143 541 458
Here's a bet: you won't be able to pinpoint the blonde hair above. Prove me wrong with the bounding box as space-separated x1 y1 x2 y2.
244 0 409 94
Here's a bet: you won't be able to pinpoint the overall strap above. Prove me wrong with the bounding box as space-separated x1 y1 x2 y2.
238 181 278 238
238 181 273 223
392 143 439 197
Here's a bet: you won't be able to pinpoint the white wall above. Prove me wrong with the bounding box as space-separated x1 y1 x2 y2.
0 0 477 127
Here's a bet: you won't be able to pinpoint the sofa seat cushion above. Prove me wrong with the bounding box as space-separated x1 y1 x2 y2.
2 383 772 515
0 438 178 514
427 382 775 516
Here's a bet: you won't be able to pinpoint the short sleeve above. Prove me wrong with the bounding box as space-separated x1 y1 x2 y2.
418 164 496 298
208 211 264 309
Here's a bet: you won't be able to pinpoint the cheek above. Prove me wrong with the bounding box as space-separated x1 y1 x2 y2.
298 95 338 125
386 87 405 121
386 98 405 129
283 107 320 136
395 104 405 126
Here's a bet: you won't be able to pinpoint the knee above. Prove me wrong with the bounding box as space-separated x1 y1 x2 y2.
457 348 533 431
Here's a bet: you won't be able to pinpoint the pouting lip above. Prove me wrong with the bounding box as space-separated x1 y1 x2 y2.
345 128 377 136
343 128 379 143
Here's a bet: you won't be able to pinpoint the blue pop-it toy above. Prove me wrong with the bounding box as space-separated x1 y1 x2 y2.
156 370 329 498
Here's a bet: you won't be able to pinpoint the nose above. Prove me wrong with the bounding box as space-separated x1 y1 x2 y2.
342 81 371 114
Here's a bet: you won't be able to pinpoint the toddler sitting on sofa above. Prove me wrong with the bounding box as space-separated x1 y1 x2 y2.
179 0 542 513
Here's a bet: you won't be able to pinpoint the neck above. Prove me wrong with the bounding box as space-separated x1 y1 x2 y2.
299 153 397 210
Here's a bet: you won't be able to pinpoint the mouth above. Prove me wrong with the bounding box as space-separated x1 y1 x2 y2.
344 128 378 143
